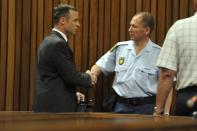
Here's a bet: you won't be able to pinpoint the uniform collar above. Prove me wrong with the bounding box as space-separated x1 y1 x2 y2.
127 41 133 50
143 39 153 52
129 39 153 52
52 28 68 42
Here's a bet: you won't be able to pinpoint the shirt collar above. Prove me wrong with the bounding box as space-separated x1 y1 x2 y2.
52 28 68 42
129 39 153 52
143 39 153 52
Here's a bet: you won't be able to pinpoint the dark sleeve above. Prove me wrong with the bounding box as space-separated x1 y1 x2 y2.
52 41 92 88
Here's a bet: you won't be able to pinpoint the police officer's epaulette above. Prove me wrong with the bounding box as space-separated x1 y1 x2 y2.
109 42 128 52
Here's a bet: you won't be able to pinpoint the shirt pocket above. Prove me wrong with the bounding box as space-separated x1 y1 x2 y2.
139 66 157 75
135 65 158 87
115 65 128 82
136 66 158 77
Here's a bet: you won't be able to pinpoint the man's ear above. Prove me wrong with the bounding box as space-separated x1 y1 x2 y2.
59 16 65 25
145 27 151 36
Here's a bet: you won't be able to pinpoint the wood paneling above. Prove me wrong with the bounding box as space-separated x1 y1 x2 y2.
0 0 8 110
157 0 166 46
120 0 127 41
6 0 16 110
29 0 38 110
150 0 157 42
0 0 195 111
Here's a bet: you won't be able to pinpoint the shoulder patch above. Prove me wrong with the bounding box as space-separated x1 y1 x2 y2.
109 44 119 52
109 42 129 52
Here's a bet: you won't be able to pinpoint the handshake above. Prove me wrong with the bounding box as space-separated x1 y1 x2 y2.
86 70 97 86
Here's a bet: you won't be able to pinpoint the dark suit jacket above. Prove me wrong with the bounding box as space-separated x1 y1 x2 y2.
32 31 92 112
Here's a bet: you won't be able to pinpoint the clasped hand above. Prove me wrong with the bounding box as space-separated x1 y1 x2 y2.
86 70 97 86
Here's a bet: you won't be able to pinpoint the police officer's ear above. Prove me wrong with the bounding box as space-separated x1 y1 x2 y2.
145 27 151 36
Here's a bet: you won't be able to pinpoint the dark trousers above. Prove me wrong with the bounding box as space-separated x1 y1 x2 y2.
174 86 197 116
114 96 155 115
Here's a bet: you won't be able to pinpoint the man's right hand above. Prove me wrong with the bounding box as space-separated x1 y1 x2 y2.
86 70 97 86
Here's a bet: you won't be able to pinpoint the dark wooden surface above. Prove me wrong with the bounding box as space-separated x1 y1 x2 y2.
0 111 196 131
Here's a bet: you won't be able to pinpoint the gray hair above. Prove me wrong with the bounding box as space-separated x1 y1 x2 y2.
135 12 154 34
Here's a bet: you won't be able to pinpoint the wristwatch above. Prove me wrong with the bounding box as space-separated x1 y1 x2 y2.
154 106 164 115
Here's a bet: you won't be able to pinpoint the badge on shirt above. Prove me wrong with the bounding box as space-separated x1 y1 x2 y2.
119 57 124 65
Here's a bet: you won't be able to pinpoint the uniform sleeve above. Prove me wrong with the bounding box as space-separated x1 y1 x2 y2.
156 23 178 71
96 50 116 75
52 41 92 88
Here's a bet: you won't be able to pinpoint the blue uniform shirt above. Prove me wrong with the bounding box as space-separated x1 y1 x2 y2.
96 39 161 98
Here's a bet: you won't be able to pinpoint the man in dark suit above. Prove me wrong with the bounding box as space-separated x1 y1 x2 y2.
32 4 96 112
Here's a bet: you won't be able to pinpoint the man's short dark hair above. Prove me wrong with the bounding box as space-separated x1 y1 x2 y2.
135 12 154 34
53 4 77 24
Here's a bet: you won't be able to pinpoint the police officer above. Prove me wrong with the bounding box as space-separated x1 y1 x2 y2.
91 12 161 114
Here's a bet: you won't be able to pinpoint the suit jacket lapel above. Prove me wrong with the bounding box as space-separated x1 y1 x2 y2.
51 30 75 64
51 31 66 42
